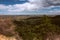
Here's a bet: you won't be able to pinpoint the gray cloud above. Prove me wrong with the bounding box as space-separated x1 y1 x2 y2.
46 0 60 6
28 0 60 7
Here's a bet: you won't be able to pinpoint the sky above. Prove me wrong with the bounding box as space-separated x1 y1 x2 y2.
0 0 60 15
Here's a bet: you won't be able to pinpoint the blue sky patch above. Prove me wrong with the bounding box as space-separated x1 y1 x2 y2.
0 0 28 5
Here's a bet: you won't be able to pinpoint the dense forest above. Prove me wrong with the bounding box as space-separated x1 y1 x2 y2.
13 15 60 40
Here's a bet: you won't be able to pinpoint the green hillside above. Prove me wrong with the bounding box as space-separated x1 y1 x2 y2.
13 15 60 40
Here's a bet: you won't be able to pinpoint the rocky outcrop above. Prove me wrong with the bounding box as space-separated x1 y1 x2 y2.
46 34 60 40
0 17 23 40
0 34 16 40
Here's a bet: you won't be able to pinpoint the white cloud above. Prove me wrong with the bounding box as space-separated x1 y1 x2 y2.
28 0 48 7
0 0 45 13
0 0 60 15
0 5 8 9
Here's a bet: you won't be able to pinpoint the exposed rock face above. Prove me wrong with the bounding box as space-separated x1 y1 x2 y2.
0 18 16 40
0 34 16 40
0 18 15 36
0 17 23 40
46 34 60 40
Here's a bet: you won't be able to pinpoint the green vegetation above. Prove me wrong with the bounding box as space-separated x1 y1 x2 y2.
13 15 60 40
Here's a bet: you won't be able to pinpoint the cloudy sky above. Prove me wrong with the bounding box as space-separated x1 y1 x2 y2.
0 0 60 15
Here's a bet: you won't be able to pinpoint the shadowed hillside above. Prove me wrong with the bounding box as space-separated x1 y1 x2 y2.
13 15 60 40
